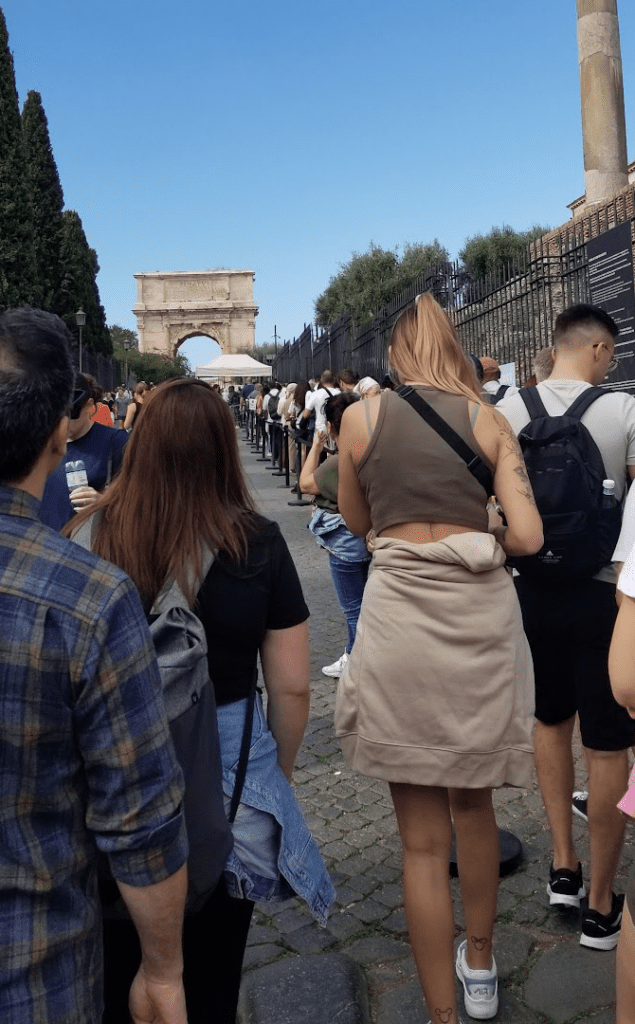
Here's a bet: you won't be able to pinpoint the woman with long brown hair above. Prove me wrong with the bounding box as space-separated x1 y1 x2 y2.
68 377 334 1024
335 293 543 1024
123 381 147 431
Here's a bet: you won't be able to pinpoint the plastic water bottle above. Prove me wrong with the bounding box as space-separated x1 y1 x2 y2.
65 460 88 494
602 479 617 509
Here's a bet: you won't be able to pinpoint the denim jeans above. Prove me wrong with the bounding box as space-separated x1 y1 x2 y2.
329 552 369 654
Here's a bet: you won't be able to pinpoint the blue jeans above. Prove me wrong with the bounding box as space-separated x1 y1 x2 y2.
329 553 369 655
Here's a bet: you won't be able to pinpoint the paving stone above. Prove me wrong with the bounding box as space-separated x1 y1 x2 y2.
473 924 533 981
267 906 311 934
242 943 285 970
501 870 542 897
365 863 400 884
283 923 337 955
325 911 365 942
512 897 548 926
372 884 403 910
348 898 389 924
342 874 379 897
382 909 408 934
524 942 616 1023
247 924 280 946
375 978 425 1024
238 953 370 1024
345 935 411 965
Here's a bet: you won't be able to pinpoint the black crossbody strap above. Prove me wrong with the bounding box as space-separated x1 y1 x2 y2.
396 386 493 496
227 667 257 824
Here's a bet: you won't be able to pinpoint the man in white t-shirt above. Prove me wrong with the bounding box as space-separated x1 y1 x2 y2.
300 370 340 433
499 303 635 950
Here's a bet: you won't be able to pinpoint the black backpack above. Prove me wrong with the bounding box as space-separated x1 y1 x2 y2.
508 386 623 583
488 383 510 406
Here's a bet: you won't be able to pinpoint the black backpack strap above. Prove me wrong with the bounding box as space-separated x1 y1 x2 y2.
565 386 612 420
227 667 257 824
396 385 493 496
518 386 549 420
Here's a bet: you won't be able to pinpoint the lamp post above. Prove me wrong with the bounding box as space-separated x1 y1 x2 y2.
75 309 86 372
123 338 133 386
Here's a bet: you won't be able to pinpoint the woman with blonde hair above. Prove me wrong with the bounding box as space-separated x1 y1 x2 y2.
335 292 542 1023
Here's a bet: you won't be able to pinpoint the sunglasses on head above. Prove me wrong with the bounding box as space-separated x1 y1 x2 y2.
70 388 88 419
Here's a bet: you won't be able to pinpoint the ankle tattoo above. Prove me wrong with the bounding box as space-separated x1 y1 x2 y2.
470 936 489 952
434 1009 453 1023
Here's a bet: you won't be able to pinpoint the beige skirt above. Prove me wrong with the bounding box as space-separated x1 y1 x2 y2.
335 533 535 789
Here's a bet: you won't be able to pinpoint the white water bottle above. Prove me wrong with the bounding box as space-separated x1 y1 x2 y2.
65 460 88 494
602 479 617 509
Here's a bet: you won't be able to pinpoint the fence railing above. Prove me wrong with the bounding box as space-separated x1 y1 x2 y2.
272 186 635 390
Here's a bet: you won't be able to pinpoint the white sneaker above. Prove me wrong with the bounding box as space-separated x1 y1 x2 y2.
322 652 348 677
455 939 498 1019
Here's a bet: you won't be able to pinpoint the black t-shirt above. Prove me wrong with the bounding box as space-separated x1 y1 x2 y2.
196 516 309 705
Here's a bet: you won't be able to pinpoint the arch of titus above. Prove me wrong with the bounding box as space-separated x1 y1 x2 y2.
133 270 258 356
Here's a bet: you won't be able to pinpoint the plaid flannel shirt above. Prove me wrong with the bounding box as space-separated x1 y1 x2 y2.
0 485 187 1023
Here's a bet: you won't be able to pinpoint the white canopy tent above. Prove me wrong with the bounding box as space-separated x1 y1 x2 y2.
194 353 273 379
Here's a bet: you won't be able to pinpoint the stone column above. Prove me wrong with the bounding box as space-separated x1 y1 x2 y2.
576 0 628 206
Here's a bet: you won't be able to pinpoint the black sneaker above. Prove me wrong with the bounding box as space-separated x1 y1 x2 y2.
580 892 624 950
547 862 586 908
572 790 589 823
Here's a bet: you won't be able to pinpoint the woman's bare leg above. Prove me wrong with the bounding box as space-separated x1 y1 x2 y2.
449 787 499 970
617 900 635 1024
389 783 458 1024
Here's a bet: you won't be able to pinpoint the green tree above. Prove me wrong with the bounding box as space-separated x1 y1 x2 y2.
118 347 191 383
58 210 112 355
459 224 550 282
21 90 65 313
108 324 138 350
0 9 39 310
314 239 449 326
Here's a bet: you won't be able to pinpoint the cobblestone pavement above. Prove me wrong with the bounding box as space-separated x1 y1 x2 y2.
235 431 634 1024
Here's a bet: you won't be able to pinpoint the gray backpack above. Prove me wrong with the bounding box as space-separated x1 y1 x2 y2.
73 517 234 912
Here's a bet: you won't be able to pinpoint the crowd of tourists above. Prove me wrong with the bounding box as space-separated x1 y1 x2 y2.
1 298 635 1024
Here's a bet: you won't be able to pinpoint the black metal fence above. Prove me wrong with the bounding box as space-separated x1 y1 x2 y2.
273 185 635 389
71 348 135 393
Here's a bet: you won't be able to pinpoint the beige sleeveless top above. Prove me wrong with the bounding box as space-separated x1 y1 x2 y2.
357 388 492 534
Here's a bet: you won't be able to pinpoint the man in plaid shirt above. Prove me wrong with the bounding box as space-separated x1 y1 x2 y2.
0 310 189 1023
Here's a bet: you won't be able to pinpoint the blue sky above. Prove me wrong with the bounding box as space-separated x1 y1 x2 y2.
3 0 634 370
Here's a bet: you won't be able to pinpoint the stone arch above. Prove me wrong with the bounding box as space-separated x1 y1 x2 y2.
133 270 258 358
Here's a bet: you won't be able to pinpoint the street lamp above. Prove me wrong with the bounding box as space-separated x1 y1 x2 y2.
123 337 133 386
75 309 86 372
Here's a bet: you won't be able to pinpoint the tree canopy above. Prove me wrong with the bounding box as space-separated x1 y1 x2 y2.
58 211 111 355
108 325 191 383
459 224 551 281
0 10 39 310
21 90 65 313
314 240 449 326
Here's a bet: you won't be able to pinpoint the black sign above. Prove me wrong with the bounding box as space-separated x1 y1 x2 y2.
587 221 635 392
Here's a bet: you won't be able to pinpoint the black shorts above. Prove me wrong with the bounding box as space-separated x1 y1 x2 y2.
515 576 635 751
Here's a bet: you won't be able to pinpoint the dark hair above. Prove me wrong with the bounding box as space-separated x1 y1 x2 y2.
324 391 360 435
0 308 74 483
553 304 619 345
68 379 258 609
293 381 311 410
337 368 359 386
75 372 103 407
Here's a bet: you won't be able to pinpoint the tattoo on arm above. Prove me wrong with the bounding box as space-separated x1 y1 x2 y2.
498 421 538 508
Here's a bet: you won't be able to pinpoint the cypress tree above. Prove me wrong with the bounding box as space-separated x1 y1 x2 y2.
0 9 39 309
21 90 65 313
59 210 112 356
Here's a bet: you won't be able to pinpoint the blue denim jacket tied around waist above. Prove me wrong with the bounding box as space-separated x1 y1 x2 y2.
309 508 371 564
217 694 335 925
